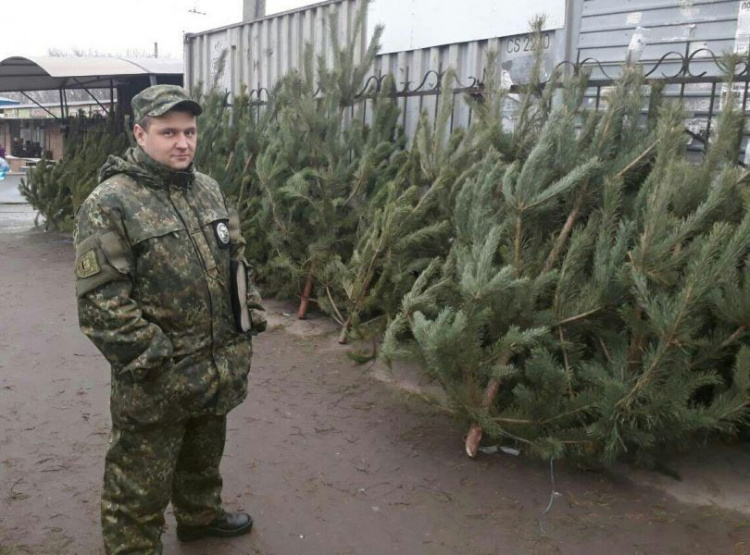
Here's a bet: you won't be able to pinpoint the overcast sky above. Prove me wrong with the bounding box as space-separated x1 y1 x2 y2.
0 0 242 61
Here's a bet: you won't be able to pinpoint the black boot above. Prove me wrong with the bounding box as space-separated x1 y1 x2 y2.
177 512 253 542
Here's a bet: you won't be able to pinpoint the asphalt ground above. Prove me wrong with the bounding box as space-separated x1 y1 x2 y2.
0 205 748 554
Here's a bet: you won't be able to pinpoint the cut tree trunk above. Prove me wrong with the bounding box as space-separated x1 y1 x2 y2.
298 268 315 320
465 376 504 458
338 317 351 344
465 424 484 458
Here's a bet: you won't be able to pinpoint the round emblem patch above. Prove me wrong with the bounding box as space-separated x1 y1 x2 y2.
215 222 230 246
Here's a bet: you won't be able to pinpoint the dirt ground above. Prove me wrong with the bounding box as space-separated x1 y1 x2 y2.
1 205 749 555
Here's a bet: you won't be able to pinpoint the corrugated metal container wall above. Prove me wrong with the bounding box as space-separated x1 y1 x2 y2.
185 1 567 90
578 0 742 77
185 0 367 96
184 0 569 134
371 30 565 138
184 0 750 148
187 1 748 96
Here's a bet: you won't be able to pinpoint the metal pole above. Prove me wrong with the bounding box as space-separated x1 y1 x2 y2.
402 66 410 130
705 81 717 151
72 78 111 116
595 86 601 111
449 92 456 133
19 92 58 119
243 0 266 21
679 41 689 101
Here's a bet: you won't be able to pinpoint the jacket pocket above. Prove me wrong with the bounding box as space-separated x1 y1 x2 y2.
127 215 183 245
110 360 184 425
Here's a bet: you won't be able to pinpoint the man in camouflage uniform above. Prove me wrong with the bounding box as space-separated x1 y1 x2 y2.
74 85 265 554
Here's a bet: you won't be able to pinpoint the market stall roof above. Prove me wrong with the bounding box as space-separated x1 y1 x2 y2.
0 96 19 106
0 56 183 92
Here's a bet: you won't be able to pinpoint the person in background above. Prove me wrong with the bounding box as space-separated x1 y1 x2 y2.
0 146 9 179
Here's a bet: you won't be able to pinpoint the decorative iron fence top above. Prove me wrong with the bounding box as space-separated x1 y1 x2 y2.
231 41 750 104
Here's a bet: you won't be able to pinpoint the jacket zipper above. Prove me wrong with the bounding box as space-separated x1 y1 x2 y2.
166 188 217 359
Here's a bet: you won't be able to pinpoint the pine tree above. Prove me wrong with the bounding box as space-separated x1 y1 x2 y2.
20 113 128 231
324 70 486 343
250 0 388 307
382 54 750 464
193 74 276 268
176 13 750 465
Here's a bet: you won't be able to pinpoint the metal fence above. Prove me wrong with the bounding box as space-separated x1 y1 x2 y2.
578 40 750 158
236 68 485 142
230 40 750 158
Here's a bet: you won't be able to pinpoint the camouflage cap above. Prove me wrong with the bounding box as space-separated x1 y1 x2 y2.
132 85 203 123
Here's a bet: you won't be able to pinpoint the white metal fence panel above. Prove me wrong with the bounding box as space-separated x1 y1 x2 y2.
185 0 367 96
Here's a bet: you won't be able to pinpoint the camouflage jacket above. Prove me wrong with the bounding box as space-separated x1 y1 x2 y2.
75 147 262 425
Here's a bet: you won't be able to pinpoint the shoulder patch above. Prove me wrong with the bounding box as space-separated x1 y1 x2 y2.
75 249 101 279
214 220 231 249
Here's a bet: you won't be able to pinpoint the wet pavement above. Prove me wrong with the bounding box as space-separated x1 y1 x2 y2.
0 174 26 204
0 203 40 234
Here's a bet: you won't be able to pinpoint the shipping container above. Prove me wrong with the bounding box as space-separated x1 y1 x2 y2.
186 0 749 89
184 0 572 93
185 0 750 142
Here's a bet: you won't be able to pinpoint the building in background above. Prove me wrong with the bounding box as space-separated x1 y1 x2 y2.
0 56 184 164
0 96 19 108
0 99 114 161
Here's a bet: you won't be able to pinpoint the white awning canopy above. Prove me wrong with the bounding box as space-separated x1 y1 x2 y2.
0 56 183 92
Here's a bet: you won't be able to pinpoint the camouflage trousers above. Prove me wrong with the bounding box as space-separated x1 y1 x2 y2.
101 413 227 555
